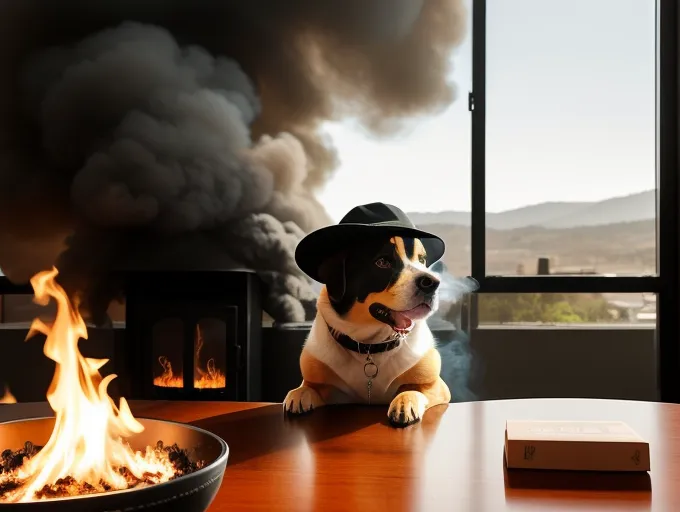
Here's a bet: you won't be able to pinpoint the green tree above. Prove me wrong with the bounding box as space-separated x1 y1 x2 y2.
478 293 616 324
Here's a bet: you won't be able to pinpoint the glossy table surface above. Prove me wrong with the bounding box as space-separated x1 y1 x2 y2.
0 398 676 511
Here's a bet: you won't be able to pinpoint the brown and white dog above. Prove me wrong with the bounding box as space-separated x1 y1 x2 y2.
283 234 450 427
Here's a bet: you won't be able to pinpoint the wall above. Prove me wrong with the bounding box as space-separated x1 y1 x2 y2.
0 323 658 404
469 326 657 401
260 324 658 403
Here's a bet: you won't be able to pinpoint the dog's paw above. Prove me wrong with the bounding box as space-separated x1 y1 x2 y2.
283 385 323 416
388 391 427 427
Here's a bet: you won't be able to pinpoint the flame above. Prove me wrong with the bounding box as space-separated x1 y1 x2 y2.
193 325 226 389
1 267 176 503
154 356 183 388
0 386 17 404
153 325 226 389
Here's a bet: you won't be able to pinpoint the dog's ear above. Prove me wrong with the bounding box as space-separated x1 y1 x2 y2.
318 251 347 303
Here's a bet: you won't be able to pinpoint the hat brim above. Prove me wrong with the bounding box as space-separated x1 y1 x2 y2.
295 223 446 283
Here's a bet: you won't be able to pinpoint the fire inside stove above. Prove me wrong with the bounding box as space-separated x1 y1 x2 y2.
0 386 16 404
0 268 205 503
153 322 227 390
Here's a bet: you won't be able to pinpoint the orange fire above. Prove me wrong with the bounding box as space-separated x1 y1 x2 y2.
0 385 17 404
153 325 226 389
0 267 176 503
154 356 183 388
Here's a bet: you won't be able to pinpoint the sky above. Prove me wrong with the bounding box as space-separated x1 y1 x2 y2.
317 0 657 222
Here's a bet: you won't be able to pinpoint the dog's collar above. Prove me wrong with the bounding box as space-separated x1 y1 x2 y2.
327 326 402 355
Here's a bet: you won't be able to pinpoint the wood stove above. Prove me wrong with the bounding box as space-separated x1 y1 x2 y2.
121 270 262 401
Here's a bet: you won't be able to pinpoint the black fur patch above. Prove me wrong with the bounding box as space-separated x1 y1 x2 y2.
402 237 415 261
320 236 420 316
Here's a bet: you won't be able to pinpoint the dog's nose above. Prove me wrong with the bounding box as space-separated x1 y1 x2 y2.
416 274 440 293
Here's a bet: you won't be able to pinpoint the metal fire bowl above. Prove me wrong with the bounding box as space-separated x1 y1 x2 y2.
0 417 229 512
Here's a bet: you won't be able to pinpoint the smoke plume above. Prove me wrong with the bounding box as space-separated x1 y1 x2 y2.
0 0 467 324
431 262 480 401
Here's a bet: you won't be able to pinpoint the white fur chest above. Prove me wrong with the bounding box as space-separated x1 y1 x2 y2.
303 316 435 404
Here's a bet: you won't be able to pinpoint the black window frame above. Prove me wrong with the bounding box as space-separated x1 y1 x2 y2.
468 0 679 402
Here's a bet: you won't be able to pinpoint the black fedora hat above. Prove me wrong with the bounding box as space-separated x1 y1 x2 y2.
295 202 446 283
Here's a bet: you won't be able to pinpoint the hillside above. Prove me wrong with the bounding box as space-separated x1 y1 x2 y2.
409 190 654 230
0 191 656 281
419 219 655 278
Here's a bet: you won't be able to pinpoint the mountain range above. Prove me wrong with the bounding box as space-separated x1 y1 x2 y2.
408 190 654 230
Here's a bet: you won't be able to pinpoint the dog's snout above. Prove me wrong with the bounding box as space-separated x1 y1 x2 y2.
416 274 440 293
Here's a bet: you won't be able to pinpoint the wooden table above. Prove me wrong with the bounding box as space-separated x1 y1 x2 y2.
0 398 676 511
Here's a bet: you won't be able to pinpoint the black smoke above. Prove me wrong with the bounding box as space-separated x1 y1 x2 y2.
0 0 467 325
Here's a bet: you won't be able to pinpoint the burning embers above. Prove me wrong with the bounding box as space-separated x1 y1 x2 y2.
0 268 204 503
0 440 202 501
154 325 227 390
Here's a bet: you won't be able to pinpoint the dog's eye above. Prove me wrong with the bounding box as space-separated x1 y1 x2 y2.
375 257 391 269
418 255 427 265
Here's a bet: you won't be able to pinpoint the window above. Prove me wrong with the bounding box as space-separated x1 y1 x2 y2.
469 0 678 402
316 3 473 333
0 291 125 326
473 0 659 327
478 293 656 326
485 0 656 278
315 1 473 254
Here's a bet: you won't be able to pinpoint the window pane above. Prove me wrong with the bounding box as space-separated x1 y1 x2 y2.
485 0 656 276
193 319 227 390
478 292 656 326
316 2 472 327
152 318 184 389
0 293 124 325
1 294 56 324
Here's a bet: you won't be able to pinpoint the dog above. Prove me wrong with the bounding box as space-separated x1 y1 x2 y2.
284 230 451 427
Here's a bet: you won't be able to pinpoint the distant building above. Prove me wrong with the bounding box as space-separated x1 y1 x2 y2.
527 258 656 324
533 257 599 276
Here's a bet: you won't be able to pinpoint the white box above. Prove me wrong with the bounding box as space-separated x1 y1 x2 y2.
505 420 650 472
